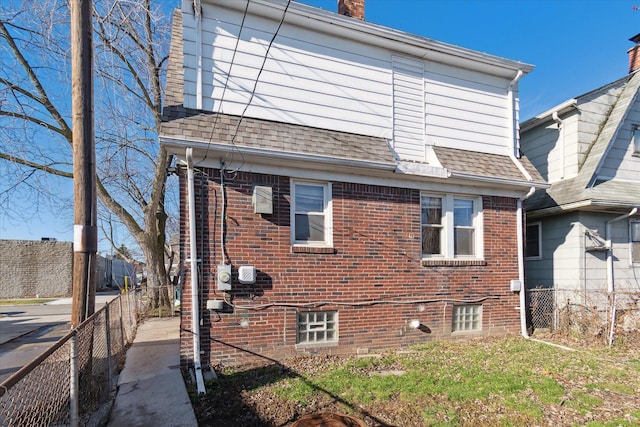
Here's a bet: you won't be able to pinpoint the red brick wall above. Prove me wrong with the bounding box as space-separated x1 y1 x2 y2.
179 169 521 368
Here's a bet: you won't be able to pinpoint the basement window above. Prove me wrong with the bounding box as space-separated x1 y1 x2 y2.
452 305 482 333
297 311 338 344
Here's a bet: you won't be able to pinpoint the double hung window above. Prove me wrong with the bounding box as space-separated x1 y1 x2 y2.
421 194 482 258
291 181 332 246
525 222 542 260
631 220 640 264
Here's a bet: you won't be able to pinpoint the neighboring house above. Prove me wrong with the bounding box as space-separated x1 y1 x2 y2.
520 35 640 319
160 0 546 378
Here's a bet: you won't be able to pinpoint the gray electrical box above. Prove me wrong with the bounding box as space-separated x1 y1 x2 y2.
217 264 232 291
510 279 522 292
252 185 273 214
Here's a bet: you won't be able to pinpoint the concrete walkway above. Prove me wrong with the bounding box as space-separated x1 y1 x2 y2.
108 316 198 427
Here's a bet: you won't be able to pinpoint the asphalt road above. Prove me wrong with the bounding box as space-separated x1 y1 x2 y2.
0 292 119 383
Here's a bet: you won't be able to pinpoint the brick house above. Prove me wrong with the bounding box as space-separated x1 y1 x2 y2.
160 0 546 386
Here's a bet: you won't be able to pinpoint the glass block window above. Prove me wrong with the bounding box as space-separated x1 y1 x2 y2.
297 311 338 344
452 305 482 332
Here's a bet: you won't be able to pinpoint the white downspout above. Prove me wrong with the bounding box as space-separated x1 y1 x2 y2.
552 111 565 180
518 186 535 338
186 147 206 394
508 70 524 159
606 207 637 346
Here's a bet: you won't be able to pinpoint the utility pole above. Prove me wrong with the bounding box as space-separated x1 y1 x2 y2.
70 0 97 327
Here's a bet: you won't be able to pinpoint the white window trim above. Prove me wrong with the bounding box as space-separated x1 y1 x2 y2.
525 221 542 261
630 219 640 265
421 193 483 260
633 127 640 157
290 180 333 247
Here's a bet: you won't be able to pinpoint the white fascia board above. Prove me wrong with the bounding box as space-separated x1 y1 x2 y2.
447 171 547 190
203 0 533 79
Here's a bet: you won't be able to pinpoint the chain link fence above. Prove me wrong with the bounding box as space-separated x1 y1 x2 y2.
528 287 640 342
0 289 146 426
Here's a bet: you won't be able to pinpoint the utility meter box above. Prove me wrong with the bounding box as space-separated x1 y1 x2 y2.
238 265 256 284
217 264 232 291
252 185 273 214
510 279 522 292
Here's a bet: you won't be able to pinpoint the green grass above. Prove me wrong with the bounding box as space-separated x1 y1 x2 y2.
197 337 640 426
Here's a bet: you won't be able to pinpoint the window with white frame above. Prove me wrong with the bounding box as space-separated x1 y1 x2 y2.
631 220 640 264
633 127 640 157
525 222 542 260
297 311 338 344
421 194 482 258
291 181 332 246
452 305 482 332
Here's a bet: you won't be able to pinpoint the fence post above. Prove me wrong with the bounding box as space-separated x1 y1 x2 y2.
119 293 126 347
105 304 112 392
70 332 79 427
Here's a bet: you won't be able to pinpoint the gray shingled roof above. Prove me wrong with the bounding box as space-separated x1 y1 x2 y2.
433 146 544 183
527 71 640 212
161 9 539 187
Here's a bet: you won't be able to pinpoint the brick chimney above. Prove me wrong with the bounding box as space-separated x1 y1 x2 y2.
338 0 364 20
628 33 640 74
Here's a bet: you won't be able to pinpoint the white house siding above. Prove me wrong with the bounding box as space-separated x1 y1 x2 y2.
181 2 517 162
520 112 580 183
424 61 511 156
597 98 640 181
525 212 582 291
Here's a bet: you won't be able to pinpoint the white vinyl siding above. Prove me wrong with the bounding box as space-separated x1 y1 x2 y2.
392 56 424 161
182 3 520 161
183 6 391 138
424 62 511 156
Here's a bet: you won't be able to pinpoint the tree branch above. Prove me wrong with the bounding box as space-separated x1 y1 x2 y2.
0 152 73 178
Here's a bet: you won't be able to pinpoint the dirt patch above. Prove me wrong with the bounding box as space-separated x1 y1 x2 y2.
189 334 640 426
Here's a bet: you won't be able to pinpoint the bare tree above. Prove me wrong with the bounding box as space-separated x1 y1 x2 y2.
0 0 177 307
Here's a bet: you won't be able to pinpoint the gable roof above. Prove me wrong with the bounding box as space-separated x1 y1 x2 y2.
525 71 640 214
160 7 543 190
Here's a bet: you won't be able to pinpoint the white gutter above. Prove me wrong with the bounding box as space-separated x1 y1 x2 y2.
606 208 637 346
186 147 206 394
518 186 536 338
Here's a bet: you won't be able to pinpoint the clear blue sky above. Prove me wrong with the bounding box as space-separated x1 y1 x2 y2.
1 0 638 247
